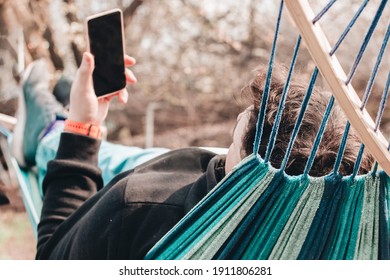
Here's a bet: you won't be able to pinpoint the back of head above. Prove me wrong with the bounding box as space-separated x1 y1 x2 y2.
241 66 374 177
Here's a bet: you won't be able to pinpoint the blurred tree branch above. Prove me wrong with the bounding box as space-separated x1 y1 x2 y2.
63 0 83 66
123 0 144 26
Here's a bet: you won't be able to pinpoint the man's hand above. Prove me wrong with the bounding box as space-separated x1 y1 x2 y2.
68 52 137 126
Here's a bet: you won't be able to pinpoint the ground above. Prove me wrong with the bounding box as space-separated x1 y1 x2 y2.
0 206 36 259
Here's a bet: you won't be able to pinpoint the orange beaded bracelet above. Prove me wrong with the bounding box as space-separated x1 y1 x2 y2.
64 119 101 139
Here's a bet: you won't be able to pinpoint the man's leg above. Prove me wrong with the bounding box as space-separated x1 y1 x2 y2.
13 59 169 198
36 122 169 197
11 59 64 168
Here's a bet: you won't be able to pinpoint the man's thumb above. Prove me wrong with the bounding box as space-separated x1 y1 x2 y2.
80 52 95 77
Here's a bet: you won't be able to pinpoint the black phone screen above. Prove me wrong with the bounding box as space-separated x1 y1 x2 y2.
87 10 126 97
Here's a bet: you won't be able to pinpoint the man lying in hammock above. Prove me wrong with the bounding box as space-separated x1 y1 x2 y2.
12 52 373 259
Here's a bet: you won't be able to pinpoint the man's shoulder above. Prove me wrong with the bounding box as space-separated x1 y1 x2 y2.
134 147 218 172
123 147 219 206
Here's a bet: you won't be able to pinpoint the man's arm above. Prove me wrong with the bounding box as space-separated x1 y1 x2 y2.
35 52 137 258
36 133 103 258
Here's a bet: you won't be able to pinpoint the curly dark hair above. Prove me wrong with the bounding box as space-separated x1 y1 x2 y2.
240 66 374 177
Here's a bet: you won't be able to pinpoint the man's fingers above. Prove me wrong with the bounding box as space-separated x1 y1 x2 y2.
118 89 129 104
124 55 136 67
125 68 137 84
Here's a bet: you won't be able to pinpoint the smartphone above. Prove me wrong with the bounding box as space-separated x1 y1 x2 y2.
86 9 126 98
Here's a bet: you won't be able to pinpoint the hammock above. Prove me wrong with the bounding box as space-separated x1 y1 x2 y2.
145 0 390 260
0 125 42 237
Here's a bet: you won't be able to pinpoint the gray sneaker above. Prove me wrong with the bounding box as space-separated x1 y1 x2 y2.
12 59 64 168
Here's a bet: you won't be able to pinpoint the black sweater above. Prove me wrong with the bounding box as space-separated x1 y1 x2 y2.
36 133 226 259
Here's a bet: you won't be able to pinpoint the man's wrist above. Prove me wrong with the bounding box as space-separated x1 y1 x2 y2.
64 119 101 139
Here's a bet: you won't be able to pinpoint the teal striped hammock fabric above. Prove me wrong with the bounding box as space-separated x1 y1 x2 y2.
146 156 389 259
145 0 390 260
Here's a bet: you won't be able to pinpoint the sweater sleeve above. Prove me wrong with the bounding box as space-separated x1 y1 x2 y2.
36 132 103 258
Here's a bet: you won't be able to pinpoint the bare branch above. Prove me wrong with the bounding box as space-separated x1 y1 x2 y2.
43 27 65 70
123 0 144 26
71 41 82 67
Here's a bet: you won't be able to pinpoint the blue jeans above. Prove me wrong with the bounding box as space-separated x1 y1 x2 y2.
36 121 169 197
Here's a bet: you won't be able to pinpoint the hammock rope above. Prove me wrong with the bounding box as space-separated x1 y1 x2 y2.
264 35 301 163
372 73 390 174
303 96 335 177
280 67 319 173
329 0 369 56
253 0 284 156
345 0 388 85
312 0 337 24
334 22 389 176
